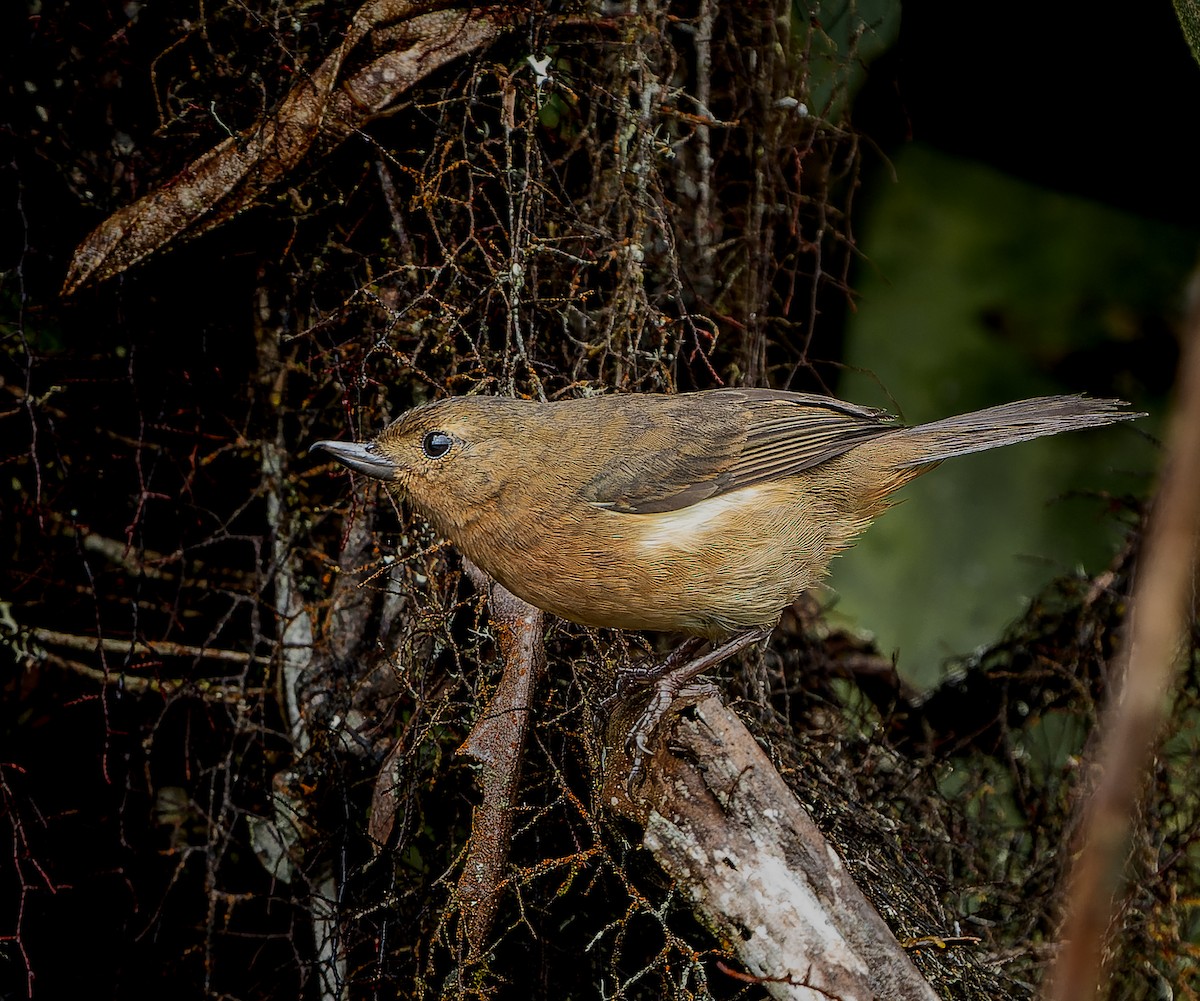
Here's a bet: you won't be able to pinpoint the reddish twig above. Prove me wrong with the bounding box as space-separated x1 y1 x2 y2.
1044 272 1200 1000
455 559 546 959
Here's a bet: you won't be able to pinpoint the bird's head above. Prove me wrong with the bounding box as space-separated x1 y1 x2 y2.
310 397 534 532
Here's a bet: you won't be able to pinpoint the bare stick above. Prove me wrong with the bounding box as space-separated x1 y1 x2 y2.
1044 276 1200 1000
30 627 265 665
456 560 546 959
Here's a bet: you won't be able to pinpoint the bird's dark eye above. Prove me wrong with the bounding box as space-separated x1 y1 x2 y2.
421 431 454 459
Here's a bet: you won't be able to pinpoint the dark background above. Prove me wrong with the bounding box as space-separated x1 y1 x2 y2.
2 2 1197 998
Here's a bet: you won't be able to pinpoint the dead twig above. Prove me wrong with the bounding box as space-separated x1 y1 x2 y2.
1044 271 1200 1000
63 2 508 293
455 559 546 960
29 627 266 665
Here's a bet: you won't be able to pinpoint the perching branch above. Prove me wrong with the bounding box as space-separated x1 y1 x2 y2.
608 694 940 1001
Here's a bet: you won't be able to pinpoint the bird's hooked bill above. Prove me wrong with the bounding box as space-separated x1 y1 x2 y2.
310 440 398 480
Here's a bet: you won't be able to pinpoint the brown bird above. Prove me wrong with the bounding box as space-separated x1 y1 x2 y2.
312 389 1139 766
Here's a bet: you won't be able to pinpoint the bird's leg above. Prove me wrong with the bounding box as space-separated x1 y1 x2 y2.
616 635 707 690
623 624 772 786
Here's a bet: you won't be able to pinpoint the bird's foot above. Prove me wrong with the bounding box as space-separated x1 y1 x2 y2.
620 625 772 789
611 636 706 701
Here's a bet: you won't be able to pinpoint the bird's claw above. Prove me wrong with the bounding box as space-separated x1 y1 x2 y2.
623 687 674 791
612 628 772 793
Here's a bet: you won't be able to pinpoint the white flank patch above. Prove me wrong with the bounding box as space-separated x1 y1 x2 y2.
635 485 766 552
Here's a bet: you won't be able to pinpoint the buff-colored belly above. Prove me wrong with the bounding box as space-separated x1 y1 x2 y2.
463 480 846 635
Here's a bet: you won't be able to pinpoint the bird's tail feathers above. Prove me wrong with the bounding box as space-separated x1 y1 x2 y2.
892 395 1141 467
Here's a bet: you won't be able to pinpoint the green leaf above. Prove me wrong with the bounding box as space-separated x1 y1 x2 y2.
1175 0 1200 66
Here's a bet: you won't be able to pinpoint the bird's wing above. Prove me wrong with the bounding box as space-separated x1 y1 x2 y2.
582 389 899 514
